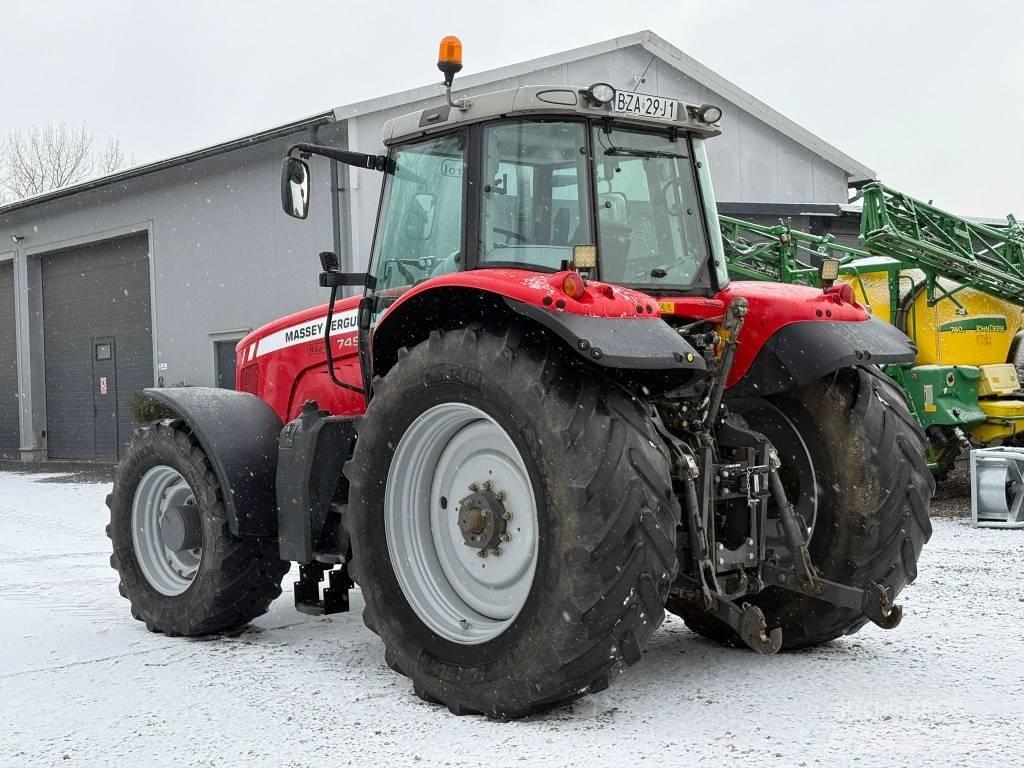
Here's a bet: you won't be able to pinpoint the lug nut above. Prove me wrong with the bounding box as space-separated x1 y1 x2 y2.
492 547 502 557
477 549 488 559
482 480 492 490
716 542 724 551
496 490 506 501
500 532 511 542
469 483 479 492
502 511 512 521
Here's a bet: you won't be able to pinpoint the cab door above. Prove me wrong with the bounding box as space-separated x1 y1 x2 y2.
366 130 467 314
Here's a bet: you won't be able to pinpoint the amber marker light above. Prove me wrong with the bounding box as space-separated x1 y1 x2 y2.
561 272 586 300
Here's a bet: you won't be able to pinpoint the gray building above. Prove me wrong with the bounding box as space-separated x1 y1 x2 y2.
0 30 875 461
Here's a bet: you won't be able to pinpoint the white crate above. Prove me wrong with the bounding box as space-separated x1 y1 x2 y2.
970 446 1024 529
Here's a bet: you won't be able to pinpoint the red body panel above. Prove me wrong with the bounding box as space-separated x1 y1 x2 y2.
238 274 867 423
382 269 663 320
236 294 365 423
662 280 869 387
236 270 666 423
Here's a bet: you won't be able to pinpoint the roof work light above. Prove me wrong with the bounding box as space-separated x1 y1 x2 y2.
696 104 723 124
587 83 615 105
819 257 840 288
437 35 463 87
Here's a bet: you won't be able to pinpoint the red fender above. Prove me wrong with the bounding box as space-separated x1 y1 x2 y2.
237 269 665 423
662 281 872 388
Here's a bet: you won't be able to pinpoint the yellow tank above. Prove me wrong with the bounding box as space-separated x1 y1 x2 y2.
842 270 1023 366
842 267 1024 443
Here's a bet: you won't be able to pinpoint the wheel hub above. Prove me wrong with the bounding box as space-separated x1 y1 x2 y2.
457 482 510 551
159 501 203 552
131 465 203 596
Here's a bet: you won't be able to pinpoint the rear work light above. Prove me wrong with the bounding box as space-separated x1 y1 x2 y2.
239 363 260 395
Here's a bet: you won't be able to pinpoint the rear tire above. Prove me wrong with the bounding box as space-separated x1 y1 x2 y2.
345 326 679 718
107 420 289 636
669 366 933 650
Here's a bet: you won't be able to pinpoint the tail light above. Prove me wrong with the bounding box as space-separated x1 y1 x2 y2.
560 272 586 300
239 363 260 395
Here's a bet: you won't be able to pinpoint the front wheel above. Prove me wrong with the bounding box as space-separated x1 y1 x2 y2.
669 366 934 649
345 327 679 718
107 420 289 636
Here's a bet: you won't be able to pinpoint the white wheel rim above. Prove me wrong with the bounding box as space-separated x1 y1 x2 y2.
131 465 202 596
385 402 539 645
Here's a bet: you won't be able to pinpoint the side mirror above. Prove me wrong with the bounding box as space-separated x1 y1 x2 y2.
404 193 436 241
281 157 311 219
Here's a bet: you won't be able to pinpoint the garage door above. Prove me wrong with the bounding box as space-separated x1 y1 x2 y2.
43 233 153 460
0 261 18 458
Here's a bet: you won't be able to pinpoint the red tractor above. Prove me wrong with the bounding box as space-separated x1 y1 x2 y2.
107 38 933 718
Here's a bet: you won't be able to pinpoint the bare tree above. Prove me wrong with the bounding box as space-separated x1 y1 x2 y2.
0 123 131 203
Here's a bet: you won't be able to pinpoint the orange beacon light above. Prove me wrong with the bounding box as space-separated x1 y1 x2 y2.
437 35 463 86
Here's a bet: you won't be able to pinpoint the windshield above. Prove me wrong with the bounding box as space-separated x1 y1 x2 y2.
592 126 710 291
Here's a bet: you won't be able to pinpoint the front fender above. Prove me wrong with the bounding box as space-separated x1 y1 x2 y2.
144 387 281 538
727 317 916 398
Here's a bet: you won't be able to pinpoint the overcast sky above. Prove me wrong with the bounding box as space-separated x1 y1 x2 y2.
2 0 1021 216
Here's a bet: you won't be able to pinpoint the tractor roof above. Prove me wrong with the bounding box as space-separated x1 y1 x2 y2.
381 85 722 146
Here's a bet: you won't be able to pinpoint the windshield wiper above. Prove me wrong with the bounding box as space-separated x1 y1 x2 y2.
604 147 687 160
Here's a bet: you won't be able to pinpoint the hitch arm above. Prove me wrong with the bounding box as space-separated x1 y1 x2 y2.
764 447 902 630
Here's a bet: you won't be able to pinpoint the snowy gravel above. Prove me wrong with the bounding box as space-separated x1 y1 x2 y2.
1 470 1022 767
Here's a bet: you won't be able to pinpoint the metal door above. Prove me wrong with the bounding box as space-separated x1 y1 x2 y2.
92 337 118 460
215 340 237 389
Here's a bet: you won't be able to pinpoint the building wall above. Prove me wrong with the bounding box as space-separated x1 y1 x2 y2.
0 136 339 455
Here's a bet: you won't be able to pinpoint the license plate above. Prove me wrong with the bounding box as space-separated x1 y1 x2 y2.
612 90 678 121
658 301 676 315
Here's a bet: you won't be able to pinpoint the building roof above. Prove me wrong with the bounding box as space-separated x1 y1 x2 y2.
0 112 335 217
334 30 876 183
0 30 874 217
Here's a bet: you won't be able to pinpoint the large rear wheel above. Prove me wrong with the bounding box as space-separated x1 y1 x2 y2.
345 326 679 718
669 366 933 649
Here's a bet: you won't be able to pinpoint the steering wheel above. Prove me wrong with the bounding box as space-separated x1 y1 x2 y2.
492 227 529 246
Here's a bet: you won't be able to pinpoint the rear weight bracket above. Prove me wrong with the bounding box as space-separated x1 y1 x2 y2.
294 562 353 616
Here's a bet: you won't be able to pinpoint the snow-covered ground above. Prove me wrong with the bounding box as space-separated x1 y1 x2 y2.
1 470 1021 768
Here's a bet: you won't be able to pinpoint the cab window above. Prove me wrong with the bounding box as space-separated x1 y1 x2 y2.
370 132 465 293
479 121 592 270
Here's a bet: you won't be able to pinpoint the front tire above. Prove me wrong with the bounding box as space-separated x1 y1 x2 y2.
107 420 289 636
345 327 679 718
669 366 933 649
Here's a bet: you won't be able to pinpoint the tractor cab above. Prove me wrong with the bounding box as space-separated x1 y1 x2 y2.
281 64 730 312
363 83 728 299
